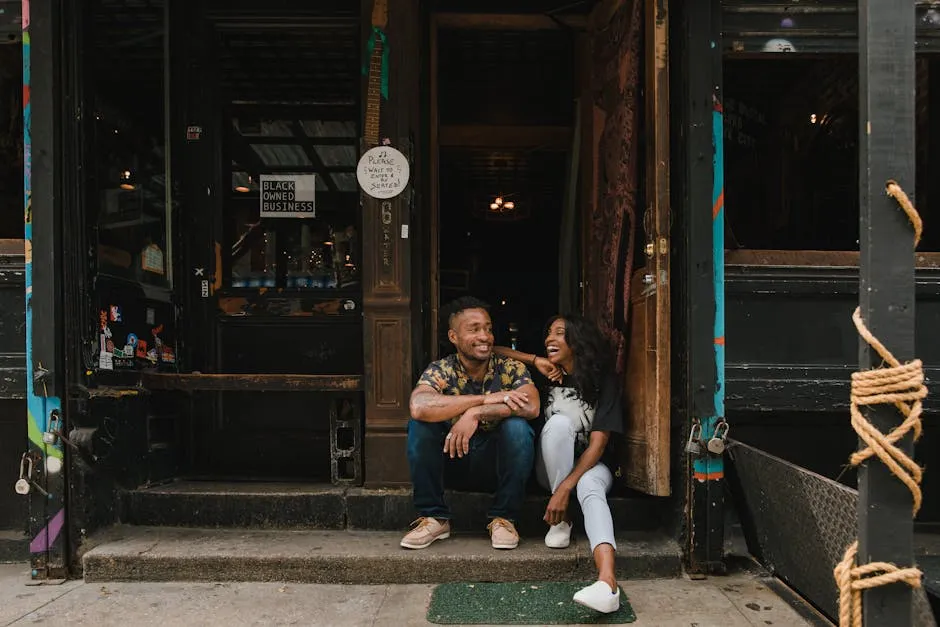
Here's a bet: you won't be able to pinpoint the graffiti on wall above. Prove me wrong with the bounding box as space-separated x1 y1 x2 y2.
693 92 727 483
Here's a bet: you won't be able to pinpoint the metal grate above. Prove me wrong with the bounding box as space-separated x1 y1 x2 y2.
727 440 937 626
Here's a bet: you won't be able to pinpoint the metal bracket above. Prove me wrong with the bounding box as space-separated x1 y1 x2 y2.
329 397 362 486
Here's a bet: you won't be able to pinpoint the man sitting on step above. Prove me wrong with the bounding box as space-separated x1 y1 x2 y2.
401 296 540 551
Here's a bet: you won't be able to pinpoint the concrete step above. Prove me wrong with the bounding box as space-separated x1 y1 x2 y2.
81 526 682 584
121 481 668 536
0 530 27 563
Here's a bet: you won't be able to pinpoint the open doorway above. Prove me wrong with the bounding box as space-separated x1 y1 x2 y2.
428 2 671 498
438 148 568 351
432 23 577 355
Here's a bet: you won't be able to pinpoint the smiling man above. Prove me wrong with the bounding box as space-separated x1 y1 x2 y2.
402 296 540 551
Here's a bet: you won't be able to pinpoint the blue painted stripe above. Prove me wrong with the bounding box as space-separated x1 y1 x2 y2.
694 94 726 476
712 99 725 420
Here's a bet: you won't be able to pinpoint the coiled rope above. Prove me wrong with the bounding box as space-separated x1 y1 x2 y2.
833 181 927 627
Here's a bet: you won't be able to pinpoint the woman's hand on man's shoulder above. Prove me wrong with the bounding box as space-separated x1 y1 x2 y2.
533 356 564 384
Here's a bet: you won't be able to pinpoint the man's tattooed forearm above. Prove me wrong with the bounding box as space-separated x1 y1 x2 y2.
477 404 511 418
413 394 450 409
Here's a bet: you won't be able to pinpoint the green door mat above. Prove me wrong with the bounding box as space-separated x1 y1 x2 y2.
427 581 637 625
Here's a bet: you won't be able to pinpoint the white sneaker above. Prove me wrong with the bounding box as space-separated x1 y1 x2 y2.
544 521 572 548
573 580 620 614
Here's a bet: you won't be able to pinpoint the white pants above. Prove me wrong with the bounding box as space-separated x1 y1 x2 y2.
536 413 617 551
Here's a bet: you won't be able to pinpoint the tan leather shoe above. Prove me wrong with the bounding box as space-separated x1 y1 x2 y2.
487 517 520 550
400 517 451 549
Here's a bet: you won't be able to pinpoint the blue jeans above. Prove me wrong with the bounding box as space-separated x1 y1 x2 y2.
407 417 535 522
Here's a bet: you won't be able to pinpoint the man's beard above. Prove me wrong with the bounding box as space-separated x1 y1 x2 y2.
459 346 490 364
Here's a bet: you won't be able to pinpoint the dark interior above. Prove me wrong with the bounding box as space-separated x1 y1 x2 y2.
79 0 368 480
0 39 21 239
436 26 576 353
76 0 598 480
724 56 939 252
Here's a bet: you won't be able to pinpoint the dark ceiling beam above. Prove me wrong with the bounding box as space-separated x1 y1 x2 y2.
235 136 354 146
228 127 267 173
227 103 356 117
289 121 339 192
439 125 572 149
435 13 586 30
205 0 356 19
254 165 355 174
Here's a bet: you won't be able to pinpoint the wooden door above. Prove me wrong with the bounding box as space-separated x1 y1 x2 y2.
623 0 671 496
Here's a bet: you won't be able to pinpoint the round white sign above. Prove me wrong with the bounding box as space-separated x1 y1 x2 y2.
356 146 410 199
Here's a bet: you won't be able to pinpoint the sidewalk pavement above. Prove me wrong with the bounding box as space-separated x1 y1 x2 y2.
0 562 828 627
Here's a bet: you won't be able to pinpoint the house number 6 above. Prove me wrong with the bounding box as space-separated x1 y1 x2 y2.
381 201 393 225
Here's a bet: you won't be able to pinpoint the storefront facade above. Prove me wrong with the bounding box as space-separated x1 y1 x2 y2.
14 2 939 621
15 0 707 581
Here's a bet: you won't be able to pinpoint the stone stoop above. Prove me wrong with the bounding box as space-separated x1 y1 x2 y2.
80 526 683 584
0 530 28 563
120 481 670 538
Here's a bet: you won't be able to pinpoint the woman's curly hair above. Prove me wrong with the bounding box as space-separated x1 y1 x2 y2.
545 314 613 408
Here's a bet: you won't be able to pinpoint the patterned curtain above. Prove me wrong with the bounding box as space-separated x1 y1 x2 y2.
584 0 642 374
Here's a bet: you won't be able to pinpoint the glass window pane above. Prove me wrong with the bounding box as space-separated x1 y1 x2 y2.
226 112 359 290
91 0 170 288
250 144 312 167
300 120 356 138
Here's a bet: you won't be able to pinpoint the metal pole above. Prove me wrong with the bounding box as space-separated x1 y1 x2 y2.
857 0 916 622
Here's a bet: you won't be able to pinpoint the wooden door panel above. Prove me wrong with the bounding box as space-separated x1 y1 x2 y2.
624 268 671 495
620 0 671 497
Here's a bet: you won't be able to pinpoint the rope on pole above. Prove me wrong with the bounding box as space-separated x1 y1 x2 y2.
833 181 927 627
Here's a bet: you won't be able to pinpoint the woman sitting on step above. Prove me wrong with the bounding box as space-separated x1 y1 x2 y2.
494 314 624 614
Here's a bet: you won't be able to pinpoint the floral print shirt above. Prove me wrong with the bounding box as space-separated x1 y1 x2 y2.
416 353 533 430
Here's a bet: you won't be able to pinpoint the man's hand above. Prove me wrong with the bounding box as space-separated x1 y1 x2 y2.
444 409 480 458
534 356 564 383
544 484 572 526
483 389 529 413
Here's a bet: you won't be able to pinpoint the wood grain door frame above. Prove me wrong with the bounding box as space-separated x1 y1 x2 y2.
646 0 672 496
621 0 672 496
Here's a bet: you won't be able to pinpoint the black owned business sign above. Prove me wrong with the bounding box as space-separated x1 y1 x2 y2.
259 174 316 218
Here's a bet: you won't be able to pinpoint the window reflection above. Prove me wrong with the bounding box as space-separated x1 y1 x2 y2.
228 205 360 290
93 84 169 288
226 113 359 290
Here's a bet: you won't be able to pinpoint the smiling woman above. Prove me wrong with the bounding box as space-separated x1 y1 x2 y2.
494 313 625 613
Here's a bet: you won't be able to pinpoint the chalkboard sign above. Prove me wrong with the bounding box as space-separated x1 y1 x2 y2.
356 146 410 199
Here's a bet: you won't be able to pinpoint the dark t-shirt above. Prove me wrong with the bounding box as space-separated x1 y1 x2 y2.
589 373 625 436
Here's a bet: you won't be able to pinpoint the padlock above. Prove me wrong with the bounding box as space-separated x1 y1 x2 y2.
707 421 730 455
13 454 48 497
14 454 32 495
685 423 703 455
42 411 61 445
